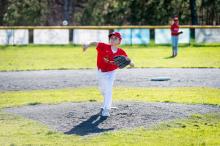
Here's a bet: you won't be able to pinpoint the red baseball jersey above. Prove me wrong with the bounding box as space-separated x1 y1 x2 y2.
96 42 127 72
171 23 179 36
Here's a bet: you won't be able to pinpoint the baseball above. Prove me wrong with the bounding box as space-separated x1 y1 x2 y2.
62 20 68 26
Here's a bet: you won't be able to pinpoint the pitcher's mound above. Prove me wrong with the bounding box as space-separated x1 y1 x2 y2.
4 102 220 136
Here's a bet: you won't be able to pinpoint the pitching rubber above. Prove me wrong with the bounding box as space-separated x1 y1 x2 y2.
151 77 171 81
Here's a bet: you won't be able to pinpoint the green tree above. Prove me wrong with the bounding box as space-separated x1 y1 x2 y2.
3 0 48 25
0 0 9 25
79 0 193 25
0 0 219 26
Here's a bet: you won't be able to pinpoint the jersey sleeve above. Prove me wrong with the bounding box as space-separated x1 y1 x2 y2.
170 25 173 31
119 49 128 57
96 42 106 52
171 25 175 33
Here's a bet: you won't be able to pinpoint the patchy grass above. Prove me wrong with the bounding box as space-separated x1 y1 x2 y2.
0 87 219 145
0 87 220 108
0 110 219 146
0 45 220 71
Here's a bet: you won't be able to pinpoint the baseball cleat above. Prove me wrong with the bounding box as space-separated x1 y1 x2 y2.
101 108 110 117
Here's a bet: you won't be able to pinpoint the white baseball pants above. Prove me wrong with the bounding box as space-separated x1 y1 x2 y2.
97 69 116 110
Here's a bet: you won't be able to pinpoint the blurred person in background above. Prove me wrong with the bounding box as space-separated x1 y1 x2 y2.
170 16 183 57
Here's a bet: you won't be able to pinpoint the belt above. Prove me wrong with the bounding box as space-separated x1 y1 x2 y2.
98 68 115 72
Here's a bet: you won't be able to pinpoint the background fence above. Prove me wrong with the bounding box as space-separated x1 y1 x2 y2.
0 26 220 45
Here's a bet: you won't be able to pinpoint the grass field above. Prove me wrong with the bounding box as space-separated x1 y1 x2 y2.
0 111 219 146
0 87 220 146
0 45 220 71
1 87 220 108
1 44 220 145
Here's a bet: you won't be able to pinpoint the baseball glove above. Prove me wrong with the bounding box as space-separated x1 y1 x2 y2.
114 55 131 69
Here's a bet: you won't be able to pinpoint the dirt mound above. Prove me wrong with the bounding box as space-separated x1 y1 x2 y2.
4 102 220 136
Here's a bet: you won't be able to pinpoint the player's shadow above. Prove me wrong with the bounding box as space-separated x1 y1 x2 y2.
64 114 113 136
164 56 175 59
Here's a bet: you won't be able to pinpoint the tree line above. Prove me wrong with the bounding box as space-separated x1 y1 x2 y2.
0 0 219 26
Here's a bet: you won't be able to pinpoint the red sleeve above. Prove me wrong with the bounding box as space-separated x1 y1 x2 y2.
119 49 128 57
171 25 175 32
96 42 107 52
170 25 173 31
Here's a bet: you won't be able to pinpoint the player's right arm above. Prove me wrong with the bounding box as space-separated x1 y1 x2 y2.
82 42 98 52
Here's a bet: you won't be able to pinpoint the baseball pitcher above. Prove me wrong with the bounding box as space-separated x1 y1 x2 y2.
83 32 134 117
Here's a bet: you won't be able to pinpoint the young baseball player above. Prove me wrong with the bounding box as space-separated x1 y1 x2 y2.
83 32 134 117
170 16 183 57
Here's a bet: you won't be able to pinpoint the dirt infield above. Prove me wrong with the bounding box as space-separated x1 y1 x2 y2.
2 68 220 136
4 102 220 136
1 68 220 91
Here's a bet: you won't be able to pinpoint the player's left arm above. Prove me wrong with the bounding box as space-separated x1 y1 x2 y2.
122 49 134 68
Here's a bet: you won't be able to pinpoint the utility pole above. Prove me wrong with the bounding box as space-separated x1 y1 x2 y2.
190 0 198 25
190 0 198 39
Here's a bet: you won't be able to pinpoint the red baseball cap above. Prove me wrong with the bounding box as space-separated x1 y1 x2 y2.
108 32 122 41
173 16 179 21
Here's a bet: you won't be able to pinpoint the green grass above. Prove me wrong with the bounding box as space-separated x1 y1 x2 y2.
0 87 220 145
0 87 220 108
0 110 219 146
0 45 220 71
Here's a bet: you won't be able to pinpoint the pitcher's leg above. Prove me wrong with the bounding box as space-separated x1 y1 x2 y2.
97 71 109 116
98 71 116 117
97 70 105 97
102 71 116 110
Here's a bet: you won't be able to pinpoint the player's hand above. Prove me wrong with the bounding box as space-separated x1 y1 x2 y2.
128 62 135 68
82 44 89 52
178 31 183 35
